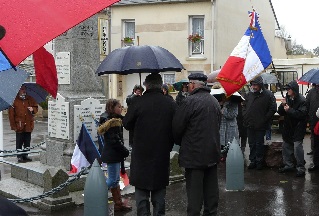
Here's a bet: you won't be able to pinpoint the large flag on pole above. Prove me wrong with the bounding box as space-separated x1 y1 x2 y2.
33 46 58 98
217 11 272 96
70 123 101 174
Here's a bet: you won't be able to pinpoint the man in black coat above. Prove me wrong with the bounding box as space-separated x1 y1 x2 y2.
172 73 221 216
243 76 277 170
123 73 176 216
278 80 307 177
306 84 319 171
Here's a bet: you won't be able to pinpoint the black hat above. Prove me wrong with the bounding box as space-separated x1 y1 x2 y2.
250 76 263 85
188 73 208 82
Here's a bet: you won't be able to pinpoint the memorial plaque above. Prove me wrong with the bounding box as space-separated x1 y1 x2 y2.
56 52 71 84
48 94 70 140
74 98 105 142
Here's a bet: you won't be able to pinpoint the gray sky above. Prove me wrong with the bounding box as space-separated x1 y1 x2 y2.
271 0 319 50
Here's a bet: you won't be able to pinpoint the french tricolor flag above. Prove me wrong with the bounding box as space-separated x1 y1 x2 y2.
217 11 272 96
70 123 101 174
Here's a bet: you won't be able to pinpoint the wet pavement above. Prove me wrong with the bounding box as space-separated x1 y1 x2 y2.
1 115 319 215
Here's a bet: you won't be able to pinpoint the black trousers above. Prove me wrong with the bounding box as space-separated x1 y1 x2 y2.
135 187 166 216
312 131 319 166
16 132 31 159
185 165 219 216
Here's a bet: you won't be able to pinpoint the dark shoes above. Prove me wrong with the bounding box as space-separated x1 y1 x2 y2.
248 163 256 169
296 171 306 177
308 166 319 172
307 151 314 155
278 167 295 173
17 157 32 163
17 158 26 163
248 163 263 170
256 164 263 170
23 156 32 162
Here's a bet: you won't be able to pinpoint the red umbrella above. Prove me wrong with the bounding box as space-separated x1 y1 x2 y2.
0 0 119 68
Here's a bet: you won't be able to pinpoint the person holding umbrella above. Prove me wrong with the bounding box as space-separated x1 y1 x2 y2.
9 84 38 163
123 73 176 216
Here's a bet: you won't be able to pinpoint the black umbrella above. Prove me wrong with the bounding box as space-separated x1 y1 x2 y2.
24 82 49 104
96 45 184 84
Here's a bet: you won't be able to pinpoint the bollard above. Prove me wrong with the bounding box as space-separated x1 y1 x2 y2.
84 159 108 216
226 138 244 191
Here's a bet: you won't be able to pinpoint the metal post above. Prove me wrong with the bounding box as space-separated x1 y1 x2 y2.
226 138 244 191
84 159 108 216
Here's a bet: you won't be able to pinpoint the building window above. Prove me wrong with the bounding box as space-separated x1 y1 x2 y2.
189 16 204 56
122 20 135 47
162 73 175 85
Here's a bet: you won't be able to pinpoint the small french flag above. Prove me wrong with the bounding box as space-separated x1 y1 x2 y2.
70 123 101 174
217 11 272 96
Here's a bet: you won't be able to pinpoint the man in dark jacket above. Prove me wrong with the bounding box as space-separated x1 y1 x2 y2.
243 76 277 170
278 80 307 177
306 84 319 171
123 74 176 216
172 73 221 216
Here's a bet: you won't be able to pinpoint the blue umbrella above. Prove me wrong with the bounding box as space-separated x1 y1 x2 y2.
23 82 49 104
96 45 184 75
299 69 319 84
0 67 29 111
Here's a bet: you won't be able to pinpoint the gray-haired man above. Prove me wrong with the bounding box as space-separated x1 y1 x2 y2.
173 73 221 216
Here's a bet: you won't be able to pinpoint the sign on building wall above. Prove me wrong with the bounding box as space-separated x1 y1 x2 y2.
98 18 108 56
56 52 71 84
74 98 105 142
48 93 70 140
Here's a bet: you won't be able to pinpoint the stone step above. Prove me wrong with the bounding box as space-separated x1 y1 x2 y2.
3 159 60 187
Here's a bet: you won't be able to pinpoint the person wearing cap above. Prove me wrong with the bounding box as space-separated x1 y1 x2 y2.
306 83 319 172
123 73 176 215
172 73 221 215
243 76 277 170
277 80 307 177
9 85 38 163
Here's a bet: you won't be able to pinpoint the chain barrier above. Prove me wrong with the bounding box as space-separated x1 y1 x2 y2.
9 167 89 203
0 141 45 154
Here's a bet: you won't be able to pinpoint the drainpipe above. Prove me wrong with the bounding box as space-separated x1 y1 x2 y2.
211 0 216 71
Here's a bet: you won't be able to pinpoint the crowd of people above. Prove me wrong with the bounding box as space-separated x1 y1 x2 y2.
96 72 319 215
